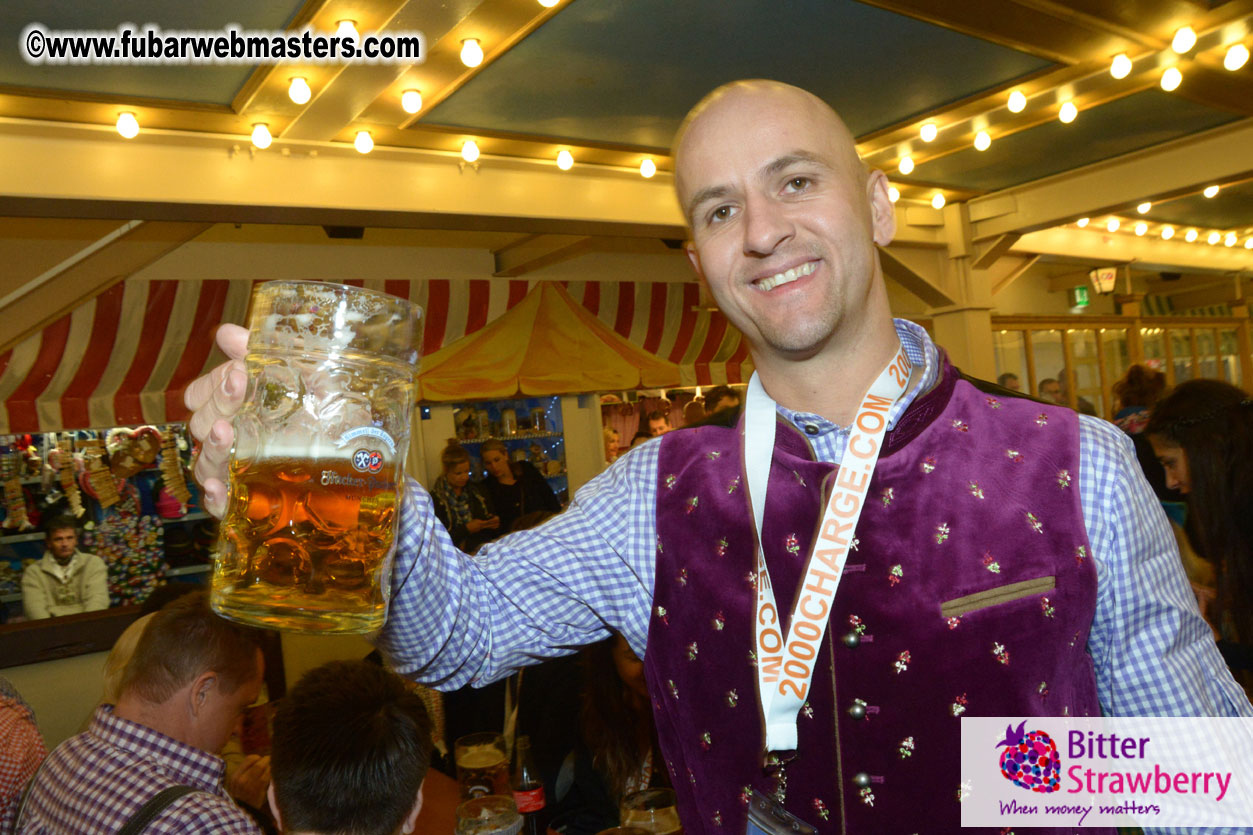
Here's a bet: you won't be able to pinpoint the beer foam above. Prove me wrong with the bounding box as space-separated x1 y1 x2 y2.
456 745 507 769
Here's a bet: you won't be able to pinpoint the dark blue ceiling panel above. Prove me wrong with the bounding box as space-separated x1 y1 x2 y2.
422 0 1054 149
0 0 304 105
1143 181 1253 232
913 89 1241 193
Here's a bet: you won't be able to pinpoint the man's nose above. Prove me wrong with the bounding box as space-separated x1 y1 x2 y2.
741 194 793 255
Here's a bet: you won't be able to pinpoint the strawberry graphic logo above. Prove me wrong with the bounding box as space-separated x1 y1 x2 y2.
996 721 1061 793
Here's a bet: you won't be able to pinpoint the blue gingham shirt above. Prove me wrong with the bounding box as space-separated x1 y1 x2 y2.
16 705 259 835
379 318 1251 712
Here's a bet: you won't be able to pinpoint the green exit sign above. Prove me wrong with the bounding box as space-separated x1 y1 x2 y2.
1068 286 1090 307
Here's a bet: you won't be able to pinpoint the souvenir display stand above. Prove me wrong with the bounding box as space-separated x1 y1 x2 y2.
0 426 213 622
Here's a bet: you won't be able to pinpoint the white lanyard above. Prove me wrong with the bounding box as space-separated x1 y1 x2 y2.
745 343 913 752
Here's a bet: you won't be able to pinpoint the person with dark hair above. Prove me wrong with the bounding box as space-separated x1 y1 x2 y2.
1147 379 1253 655
480 439 560 533
702 385 742 414
430 439 499 553
629 431 651 450
644 410 670 437
268 660 433 835
16 592 265 834
20 515 108 619
996 372 1020 392
1037 377 1063 404
1112 364 1167 435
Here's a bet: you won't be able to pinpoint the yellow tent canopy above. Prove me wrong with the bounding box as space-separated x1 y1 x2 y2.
417 282 681 401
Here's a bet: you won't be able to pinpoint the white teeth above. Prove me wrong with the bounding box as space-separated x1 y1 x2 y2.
756 261 816 291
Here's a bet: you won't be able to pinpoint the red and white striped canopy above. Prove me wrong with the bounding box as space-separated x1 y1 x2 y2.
0 278 750 433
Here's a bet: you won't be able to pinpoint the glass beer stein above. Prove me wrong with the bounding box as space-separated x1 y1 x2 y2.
211 281 420 633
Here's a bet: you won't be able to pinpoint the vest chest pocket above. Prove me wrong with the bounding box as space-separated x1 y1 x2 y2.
940 576 1056 618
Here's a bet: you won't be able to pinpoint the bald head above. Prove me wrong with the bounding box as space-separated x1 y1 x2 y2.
674 80 866 225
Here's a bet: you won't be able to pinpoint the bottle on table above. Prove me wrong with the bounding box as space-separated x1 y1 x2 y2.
511 735 547 835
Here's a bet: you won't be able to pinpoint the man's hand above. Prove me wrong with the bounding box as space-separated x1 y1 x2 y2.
183 324 248 517
225 753 271 810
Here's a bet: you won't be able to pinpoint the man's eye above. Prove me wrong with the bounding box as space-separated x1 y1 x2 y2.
785 177 810 191
709 205 735 223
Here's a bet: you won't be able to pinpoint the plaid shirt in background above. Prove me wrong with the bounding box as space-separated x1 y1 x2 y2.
15 705 259 834
1 678 47 833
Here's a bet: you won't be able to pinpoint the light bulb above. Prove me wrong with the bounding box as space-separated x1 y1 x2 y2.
1007 90 1026 113
973 130 991 151
1172 26 1196 54
920 123 937 142
336 20 358 41
1207 231 1221 245
354 131 373 154
401 90 422 114
1076 217 1090 228
1245 238 1253 249
460 39 483 67
289 77 311 105
1134 222 1147 236
1161 225 1175 240
931 192 946 210
1059 101 1078 123
461 140 480 163
1110 53 1132 79
538 0 559 5
1185 228 1198 242
1137 201 1151 214
1203 184 1220 198
898 155 915 175
116 112 139 139
1225 44 1250 71
1225 232 1237 247
1160 67 1182 91
556 149 574 170
887 186 900 203
251 123 272 149
639 159 656 178
1107 218 1120 232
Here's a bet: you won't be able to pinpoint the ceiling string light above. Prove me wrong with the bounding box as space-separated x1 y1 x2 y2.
1185 228 1199 242
1107 218 1120 232
1137 202 1151 214
251 123 272 149
336 20 359 41
1007 90 1027 113
639 159 656 178
461 140 480 163
289 77 311 104
920 123 938 142
1225 232 1238 247
460 38 484 67
1059 101 1078 123
1134 222 1147 236
401 90 422 114
1172 26 1197 54
931 192 946 210
1110 53 1132 79
974 130 991 151
898 155 915 175
115 112 139 139
1226 44 1250 71
1076 217 1090 228
1203 185 1220 198
1161 225 1175 240
1207 231 1221 245
353 131 373 154
1160 67 1183 91
887 186 900 203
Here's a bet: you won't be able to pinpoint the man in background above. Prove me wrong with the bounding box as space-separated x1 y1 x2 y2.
645 410 670 436
702 384 743 414
268 660 432 835
1037 376 1064 404
21 516 108 620
16 592 264 834
996 372 1020 392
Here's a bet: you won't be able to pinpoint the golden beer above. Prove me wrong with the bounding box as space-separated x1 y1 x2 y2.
213 455 397 632
211 281 420 634
456 734 510 799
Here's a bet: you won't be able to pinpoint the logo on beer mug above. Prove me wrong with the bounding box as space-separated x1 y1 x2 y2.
352 448 385 474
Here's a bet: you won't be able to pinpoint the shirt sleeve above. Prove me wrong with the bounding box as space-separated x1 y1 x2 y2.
1080 415 1253 718
82 555 110 612
20 565 50 620
376 443 660 689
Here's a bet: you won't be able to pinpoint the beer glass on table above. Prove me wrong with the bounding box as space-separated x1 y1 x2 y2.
211 281 420 634
456 732 510 799
455 796 523 835
619 789 682 834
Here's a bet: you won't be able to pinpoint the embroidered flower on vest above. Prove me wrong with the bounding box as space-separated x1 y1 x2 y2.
1057 469 1072 488
993 642 1010 665
983 552 1001 573
1040 597 1056 618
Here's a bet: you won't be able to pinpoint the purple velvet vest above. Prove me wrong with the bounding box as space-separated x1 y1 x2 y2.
647 358 1104 834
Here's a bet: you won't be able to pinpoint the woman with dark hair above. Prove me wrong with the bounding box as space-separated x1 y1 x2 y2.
431 439 499 554
480 439 560 533
1112 364 1168 435
1146 379 1253 663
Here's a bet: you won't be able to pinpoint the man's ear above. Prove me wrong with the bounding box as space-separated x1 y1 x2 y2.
189 671 218 718
685 240 703 279
266 782 283 831
400 783 425 834
866 169 897 247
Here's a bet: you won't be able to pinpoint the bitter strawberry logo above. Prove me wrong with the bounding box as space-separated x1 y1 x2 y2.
352 448 384 474
997 721 1061 793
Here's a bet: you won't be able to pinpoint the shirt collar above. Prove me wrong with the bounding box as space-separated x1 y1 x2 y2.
91 704 227 793
777 318 938 437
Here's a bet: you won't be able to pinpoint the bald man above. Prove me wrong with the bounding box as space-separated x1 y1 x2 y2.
185 81 1248 833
